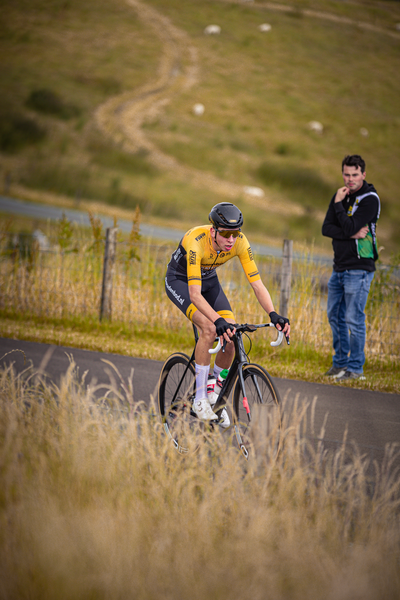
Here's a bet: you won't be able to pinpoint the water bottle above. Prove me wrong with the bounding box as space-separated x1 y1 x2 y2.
209 369 229 406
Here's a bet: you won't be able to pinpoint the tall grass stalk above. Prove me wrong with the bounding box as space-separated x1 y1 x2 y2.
0 358 399 599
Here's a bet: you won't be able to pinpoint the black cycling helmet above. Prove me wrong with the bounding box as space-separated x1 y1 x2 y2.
209 202 243 229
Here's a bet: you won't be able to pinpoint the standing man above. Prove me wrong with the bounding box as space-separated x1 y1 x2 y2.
322 155 381 382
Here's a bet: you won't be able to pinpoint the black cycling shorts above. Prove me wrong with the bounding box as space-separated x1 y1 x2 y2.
165 267 234 322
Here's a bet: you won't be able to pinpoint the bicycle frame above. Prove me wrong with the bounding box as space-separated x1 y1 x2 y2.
191 324 269 424
211 332 254 420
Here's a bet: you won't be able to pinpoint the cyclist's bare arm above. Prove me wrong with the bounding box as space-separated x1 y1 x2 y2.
250 280 291 337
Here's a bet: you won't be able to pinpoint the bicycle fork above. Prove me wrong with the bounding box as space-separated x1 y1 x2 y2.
238 364 266 423
237 364 251 422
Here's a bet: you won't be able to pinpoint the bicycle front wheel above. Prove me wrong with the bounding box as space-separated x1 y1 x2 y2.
232 363 282 460
158 352 202 455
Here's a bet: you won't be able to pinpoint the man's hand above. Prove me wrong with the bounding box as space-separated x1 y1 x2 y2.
351 226 369 239
269 311 290 343
214 317 235 343
334 186 349 203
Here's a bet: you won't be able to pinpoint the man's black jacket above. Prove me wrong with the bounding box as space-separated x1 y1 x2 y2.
322 180 380 272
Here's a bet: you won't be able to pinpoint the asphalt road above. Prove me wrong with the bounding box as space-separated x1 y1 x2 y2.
1 337 399 465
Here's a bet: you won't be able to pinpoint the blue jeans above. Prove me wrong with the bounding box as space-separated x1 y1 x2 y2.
327 270 374 374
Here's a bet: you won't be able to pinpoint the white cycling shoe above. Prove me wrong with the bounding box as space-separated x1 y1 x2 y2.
216 408 230 429
192 398 218 421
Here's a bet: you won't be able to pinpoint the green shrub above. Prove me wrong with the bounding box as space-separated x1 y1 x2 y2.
26 88 80 119
0 112 46 152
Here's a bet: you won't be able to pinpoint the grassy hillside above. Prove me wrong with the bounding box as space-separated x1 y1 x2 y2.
1 0 399 257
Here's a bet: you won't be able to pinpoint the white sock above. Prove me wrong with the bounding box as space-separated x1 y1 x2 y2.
195 364 210 401
213 364 223 379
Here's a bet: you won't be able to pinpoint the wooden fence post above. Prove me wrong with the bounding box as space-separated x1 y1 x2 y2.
280 239 293 318
100 227 118 322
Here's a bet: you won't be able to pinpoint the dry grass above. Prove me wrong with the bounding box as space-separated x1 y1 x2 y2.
0 357 399 599
0 224 399 391
1 234 398 355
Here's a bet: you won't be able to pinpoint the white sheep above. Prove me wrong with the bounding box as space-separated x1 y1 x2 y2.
204 25 221 35
192 103 205 116
243 186 265 198
258 23 272 32
33 229 50 251
308 121 324 134
360 127 369 137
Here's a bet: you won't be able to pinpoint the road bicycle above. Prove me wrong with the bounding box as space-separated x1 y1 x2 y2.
157 322 286 459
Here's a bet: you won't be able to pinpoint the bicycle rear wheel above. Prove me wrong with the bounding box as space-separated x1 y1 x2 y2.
158 352 202 454
232 363 282 460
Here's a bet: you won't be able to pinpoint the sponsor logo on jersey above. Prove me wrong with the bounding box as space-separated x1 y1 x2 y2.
195 233 206 242
189 250 196 265
173 247 182 262
247 247 254 261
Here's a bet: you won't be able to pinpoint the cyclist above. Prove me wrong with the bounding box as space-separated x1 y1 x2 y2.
165 202 290 423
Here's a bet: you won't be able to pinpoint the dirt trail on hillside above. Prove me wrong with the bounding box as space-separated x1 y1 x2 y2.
94 0 304 217
217 0 400 40
95 0 399 218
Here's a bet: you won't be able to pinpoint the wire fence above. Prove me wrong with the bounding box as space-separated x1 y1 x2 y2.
0 230 399 359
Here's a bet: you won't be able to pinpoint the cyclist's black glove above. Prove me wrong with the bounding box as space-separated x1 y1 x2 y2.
214 317 233 337
269 311 290 344
269 311 289 329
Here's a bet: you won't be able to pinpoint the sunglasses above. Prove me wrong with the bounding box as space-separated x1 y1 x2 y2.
217 229 241 239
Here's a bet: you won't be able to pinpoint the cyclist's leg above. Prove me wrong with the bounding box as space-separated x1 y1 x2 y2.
200 276 236 371
189 279 235 411
192 280 235 427
165 271 234 417
165 271 216 417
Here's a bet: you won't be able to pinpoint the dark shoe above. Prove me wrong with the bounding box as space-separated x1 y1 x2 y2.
324 366 347 378
335 371 366 382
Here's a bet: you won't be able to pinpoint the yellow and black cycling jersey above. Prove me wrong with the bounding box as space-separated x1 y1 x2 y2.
167 225 261 285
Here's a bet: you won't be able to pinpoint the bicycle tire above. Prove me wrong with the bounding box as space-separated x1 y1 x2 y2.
158 352 202 455
232 363 282 460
